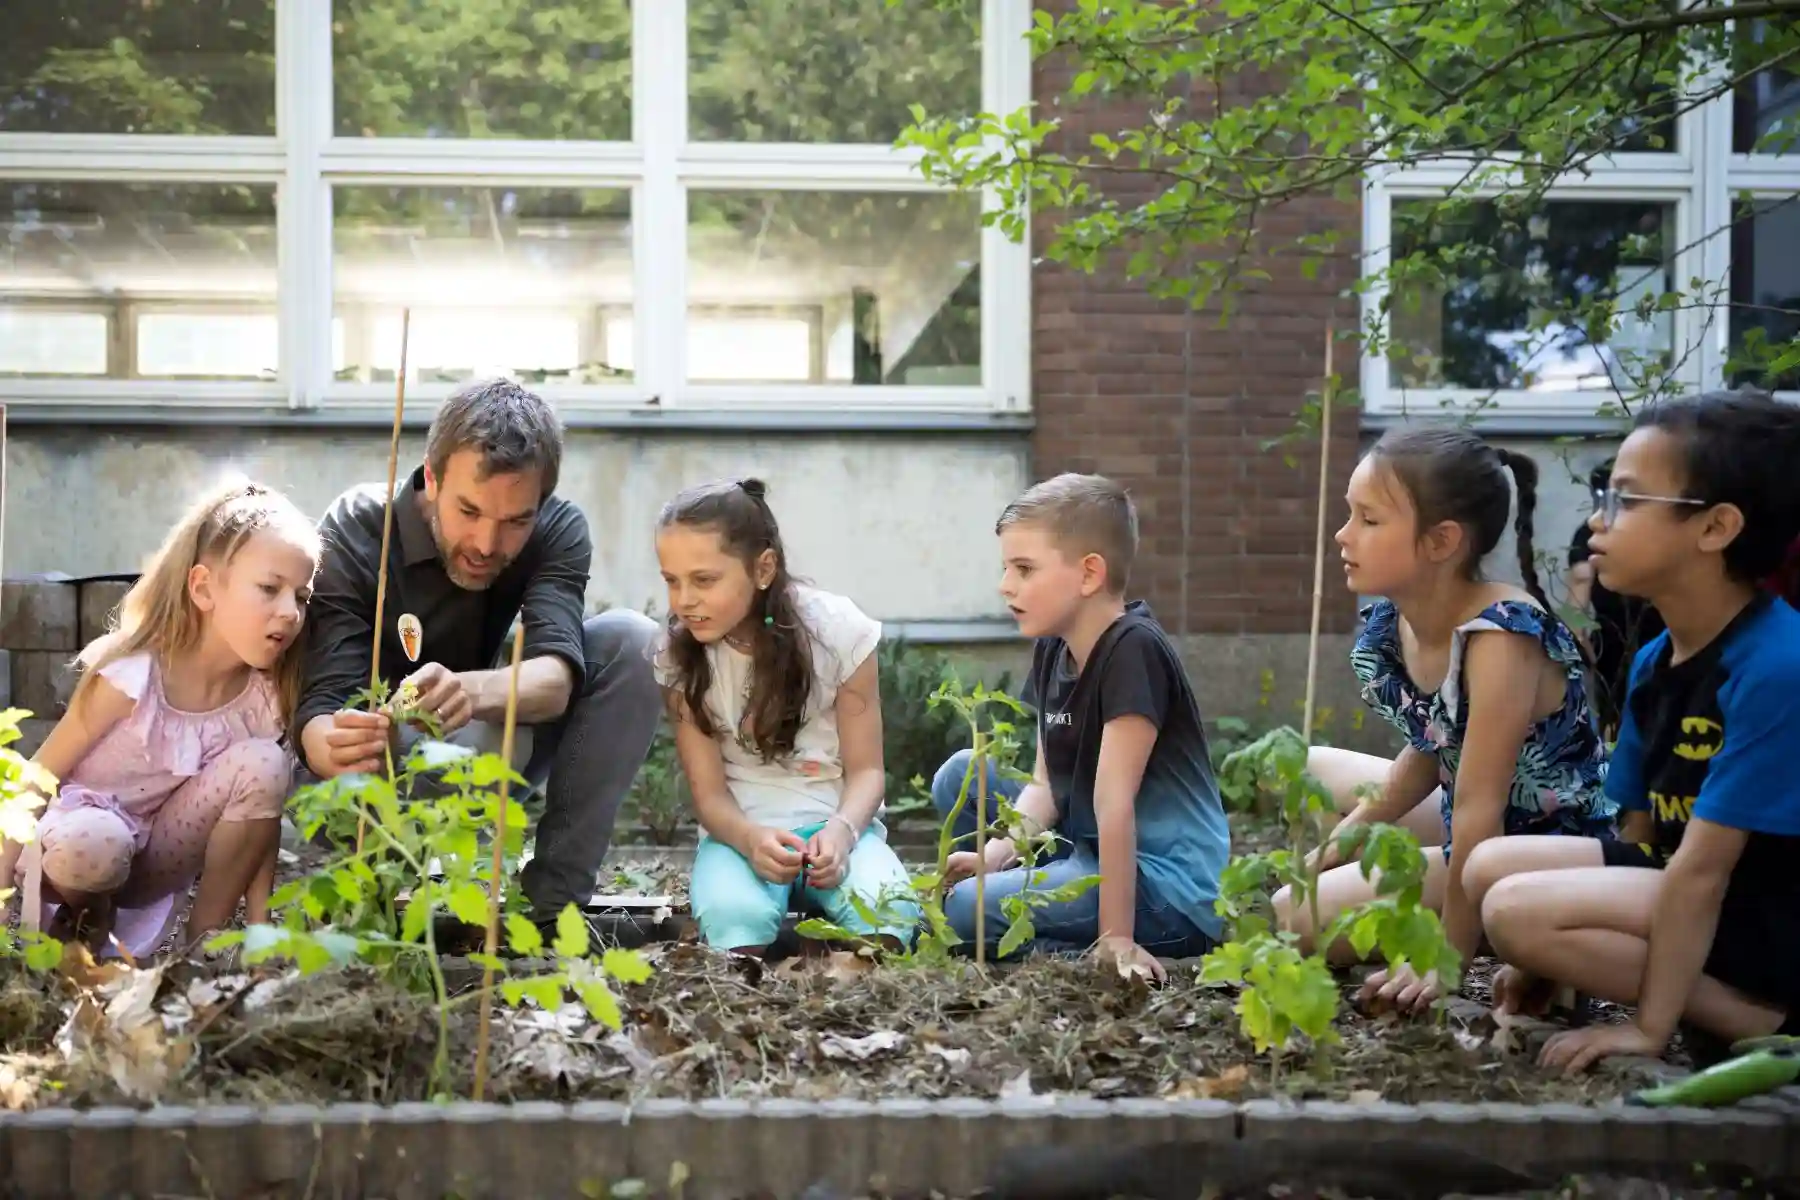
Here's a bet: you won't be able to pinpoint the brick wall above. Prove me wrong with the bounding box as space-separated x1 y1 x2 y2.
1029 8 1365 639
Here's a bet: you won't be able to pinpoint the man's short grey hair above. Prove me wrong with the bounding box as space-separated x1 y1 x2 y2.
425 378 565 497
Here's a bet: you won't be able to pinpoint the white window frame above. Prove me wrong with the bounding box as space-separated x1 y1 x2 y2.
1362 33 1800 421
0 0 1033 417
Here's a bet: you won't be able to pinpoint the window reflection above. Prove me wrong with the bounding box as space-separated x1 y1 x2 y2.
0 182 279 380
1729 199 1800 393
1 2 275 135
1389 199 1674 393
331 186 633 384
685 191 981 385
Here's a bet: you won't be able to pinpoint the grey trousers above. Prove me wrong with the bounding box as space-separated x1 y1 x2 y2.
381 609 663 919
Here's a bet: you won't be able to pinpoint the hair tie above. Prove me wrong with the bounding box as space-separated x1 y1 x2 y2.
738 479 767 500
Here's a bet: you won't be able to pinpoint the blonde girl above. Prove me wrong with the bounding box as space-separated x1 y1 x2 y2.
0 481 320 957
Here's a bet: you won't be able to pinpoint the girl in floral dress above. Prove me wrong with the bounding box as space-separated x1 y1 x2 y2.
1271 427 1615 1015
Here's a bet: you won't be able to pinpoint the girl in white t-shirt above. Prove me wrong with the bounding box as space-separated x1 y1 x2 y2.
652 478 919 955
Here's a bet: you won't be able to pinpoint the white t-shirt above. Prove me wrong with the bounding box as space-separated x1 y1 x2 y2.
654 585 883 830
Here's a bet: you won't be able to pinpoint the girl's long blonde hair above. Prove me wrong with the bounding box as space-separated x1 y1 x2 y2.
71 480 322 732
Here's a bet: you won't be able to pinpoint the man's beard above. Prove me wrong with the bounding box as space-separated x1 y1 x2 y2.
427 501 508 591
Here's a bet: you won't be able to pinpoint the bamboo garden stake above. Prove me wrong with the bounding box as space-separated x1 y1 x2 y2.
472 621 526 1102
357 309 411 853
973 728 988 966
1302 321 1336 745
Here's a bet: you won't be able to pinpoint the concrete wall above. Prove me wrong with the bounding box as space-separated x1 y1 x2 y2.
3 426 1031 626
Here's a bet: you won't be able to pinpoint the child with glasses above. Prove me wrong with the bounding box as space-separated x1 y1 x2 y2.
1566 459 1666 740
1468 388 1800 1074
1273 427 1616 1017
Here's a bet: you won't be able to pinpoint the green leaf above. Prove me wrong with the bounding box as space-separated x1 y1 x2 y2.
506 913 544 957
553 904 590 959
601 947 654 985
447 882 491 927
578 981 624 1029
23 933 63 971
996 912 1034 959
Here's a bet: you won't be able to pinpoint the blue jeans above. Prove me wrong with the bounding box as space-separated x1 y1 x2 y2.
942 846 1215 960
929 749 1070 862
930 751 1212 960
690 820 920 949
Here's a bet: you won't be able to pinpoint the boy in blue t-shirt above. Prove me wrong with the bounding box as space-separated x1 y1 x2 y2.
935 473 1230 978
1477 389 1800 1073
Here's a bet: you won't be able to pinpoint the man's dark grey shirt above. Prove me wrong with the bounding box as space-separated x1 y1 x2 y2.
295 465 593 735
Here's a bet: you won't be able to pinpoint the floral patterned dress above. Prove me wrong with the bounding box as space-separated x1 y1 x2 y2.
1350 598 1617 855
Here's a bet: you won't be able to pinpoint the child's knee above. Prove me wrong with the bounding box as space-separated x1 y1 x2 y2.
1271 883 1298 930
217 738 293 821
1460 838 1508 908
1479 875 1535 953
40 808 135 894
931 750 976 814
694 891 786 950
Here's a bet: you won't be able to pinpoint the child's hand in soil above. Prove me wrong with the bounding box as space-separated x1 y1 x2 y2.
1358 964 1442 1015
1489 964 1556 1017
1538 1021 1662 1075
1095 935 1167 984
746 826 808 885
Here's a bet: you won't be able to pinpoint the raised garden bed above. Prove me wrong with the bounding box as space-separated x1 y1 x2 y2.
2 940 1795 1198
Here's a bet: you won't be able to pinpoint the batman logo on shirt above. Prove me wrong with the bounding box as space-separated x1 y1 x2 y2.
1672 716 1724 761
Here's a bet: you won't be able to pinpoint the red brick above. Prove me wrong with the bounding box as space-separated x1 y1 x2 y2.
1028 4 1362 637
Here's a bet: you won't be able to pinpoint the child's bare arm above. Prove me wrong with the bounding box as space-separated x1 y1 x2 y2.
662 690 756 856
1093 714 1157 944
830 654 885 835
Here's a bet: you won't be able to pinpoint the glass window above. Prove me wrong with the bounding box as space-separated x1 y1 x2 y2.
687 0 982 143
332 0 631 140
331 186 633 384
1734 21 1800 154
1729 199 1800 394
0 3 276 135
1388 199 1675 393
685 190 981 385
0 182 279 380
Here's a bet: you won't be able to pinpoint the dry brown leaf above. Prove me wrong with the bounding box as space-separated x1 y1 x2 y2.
1164 1064 1249 1100
818 1030 906 1061
998 1067 1035 1100
1348 1089 1383 1104
56 942 130 991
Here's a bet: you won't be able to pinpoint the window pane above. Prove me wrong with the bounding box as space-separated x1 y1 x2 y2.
332 0 631 140
686 190 981 385
0 182 278 380
1734 21 1800 153
1388 199 1674 393
1 3 275 135
332 186 633 385
1729 200 1800 393
688 0 981 143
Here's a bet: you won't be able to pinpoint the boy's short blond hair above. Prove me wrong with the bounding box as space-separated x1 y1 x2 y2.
995 472 1138 595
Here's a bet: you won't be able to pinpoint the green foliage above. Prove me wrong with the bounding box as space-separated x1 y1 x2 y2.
877 639 1032 823
207 695 651 1092
620 727 692 845
1202 727 1459 1057
0 708 66 970
798 675 1096 965
899 0 1800 416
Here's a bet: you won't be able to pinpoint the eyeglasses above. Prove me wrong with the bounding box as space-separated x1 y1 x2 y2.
1592 485 1708 530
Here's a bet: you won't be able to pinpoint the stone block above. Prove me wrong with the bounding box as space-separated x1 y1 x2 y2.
807 1097 879 1196
67 1108 136 1198
78 579 134 646
626 1097 707 1198
0 578 78 653
567 1102 633 1195
8 652 73 719
359 1101 447 1200
9 718 56 757
8 1106 74 1199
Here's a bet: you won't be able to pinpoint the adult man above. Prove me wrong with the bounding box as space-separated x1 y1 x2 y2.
297 378 660 926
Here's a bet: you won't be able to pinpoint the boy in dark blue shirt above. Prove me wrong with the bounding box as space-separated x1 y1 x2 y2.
1477 389 1800 1073
935 473 1229 978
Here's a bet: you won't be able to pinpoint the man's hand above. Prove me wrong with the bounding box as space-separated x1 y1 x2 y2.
804 818 857 891
1357 964 1443 1015
1539 1022 1665 1076
745 826 808 886
401 663 473 735
301 710 391 779
944 838 1018 888
1095 935 1167 983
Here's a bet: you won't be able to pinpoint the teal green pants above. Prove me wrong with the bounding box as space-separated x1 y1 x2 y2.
690 821 920 949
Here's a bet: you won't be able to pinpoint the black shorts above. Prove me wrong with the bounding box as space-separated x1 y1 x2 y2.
1600 840 1800 1013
